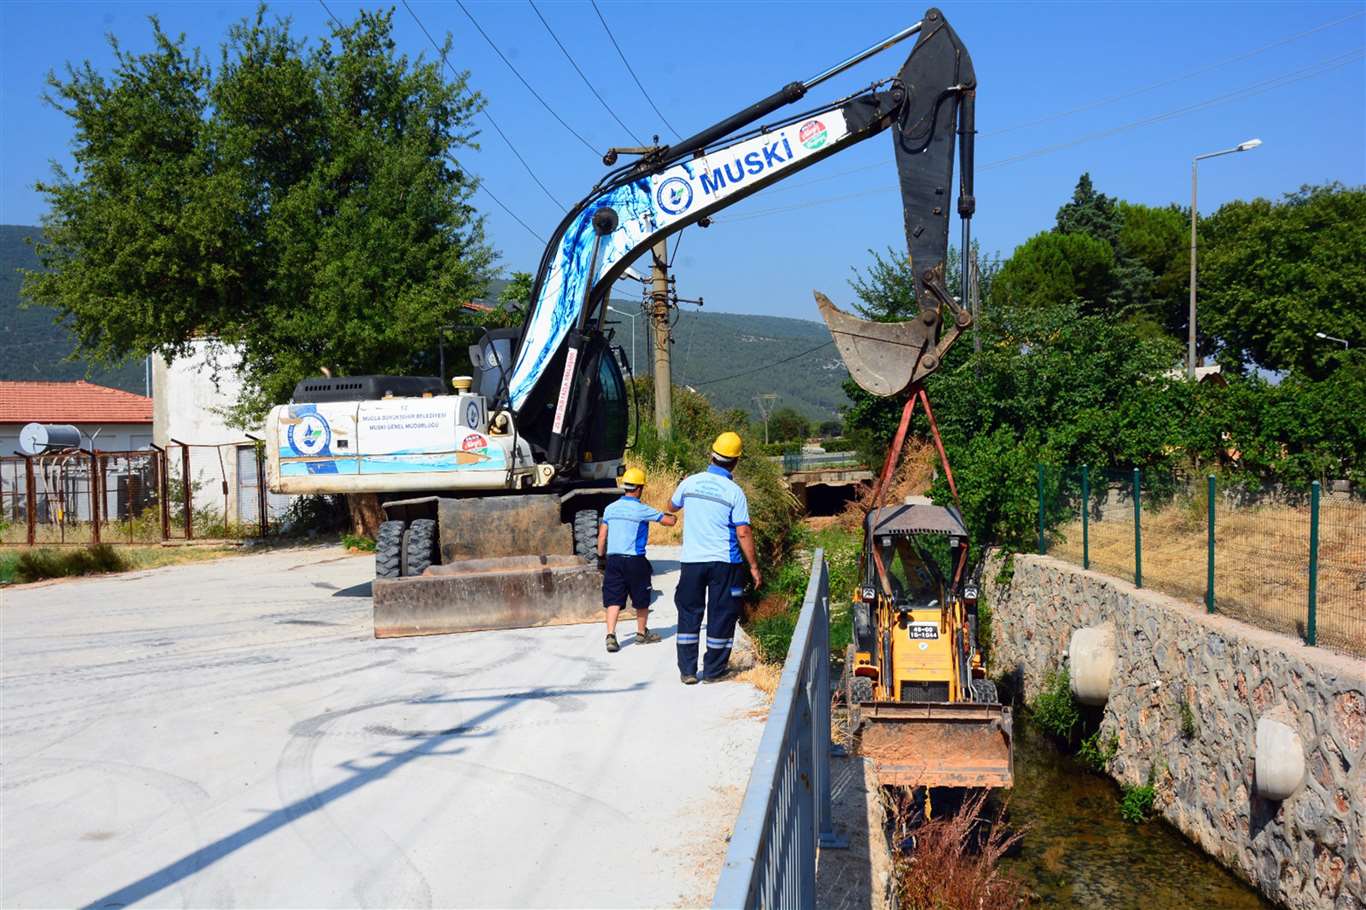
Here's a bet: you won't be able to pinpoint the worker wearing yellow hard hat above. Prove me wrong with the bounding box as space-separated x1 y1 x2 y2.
598 465 676 653
665 431 761 684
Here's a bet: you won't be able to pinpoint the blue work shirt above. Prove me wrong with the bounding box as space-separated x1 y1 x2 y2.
670 465 751 564
602 496 665 556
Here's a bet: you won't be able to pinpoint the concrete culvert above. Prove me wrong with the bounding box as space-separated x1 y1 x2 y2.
1068 625 1116 706
1254 716 1305 801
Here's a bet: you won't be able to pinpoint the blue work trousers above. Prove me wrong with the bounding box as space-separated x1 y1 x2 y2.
676 561 746 679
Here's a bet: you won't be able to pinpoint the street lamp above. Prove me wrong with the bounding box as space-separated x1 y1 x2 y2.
1189 138 1262 377
1315 331 1349 349
606 305 639 370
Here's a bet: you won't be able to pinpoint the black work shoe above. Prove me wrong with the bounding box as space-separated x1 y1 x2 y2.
605 634 620 653
636 629 662 644
701 669 732 684
681 673 699 685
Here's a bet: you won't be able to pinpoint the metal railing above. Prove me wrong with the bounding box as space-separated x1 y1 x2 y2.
713 549 846 910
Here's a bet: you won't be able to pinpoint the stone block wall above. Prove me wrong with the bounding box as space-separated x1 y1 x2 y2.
986 554 1364 910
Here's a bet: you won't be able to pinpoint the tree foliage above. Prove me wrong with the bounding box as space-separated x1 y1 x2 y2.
24 6 496 417
767 406 810 443
1199 183 1366 377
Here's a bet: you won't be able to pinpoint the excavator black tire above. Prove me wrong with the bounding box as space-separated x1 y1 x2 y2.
970 678 999 705
851 676 875 705
376 520 404 579
402 518 437 577
572 509 600 564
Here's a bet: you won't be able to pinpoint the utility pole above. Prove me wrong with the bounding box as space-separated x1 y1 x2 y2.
650 239 672 439
753 393 778 445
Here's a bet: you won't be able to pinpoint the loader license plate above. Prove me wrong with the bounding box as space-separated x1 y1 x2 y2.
908 623 939 640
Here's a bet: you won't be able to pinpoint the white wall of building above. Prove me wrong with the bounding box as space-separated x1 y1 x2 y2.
153 340 290 525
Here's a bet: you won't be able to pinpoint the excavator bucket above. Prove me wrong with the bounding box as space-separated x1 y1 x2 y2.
858 701 1014 789
815 291 930 397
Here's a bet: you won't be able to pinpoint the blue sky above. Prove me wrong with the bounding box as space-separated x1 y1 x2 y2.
2 1 1363 322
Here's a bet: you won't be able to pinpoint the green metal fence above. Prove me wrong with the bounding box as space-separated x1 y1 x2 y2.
1038 465 1366 658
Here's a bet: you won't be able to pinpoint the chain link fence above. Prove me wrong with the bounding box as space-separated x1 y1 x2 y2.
1038 465 1365 659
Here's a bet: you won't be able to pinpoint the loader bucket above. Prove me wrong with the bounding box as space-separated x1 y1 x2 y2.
373 555 614 638
815 290 933 397
858 701 1014 789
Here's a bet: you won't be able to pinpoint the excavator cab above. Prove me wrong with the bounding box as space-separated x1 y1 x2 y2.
847 499 1013 790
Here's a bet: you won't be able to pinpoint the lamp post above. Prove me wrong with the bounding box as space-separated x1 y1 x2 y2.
1314 331 1349 350
606 305 639 371
1190 138 1262 378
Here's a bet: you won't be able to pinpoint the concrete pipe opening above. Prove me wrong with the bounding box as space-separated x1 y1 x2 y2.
1254 716 1305 801
1068 625 1116 706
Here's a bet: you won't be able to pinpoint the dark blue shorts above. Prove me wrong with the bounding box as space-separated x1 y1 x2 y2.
602 554 653 609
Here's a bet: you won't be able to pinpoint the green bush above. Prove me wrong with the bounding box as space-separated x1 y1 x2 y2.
342 533 376 551
1180 698 1197 739
15 545 129 582
1078 729 1119 772
751 611 798 663
1120 780 1156 823
1031 668 1082 743
0 551 18 585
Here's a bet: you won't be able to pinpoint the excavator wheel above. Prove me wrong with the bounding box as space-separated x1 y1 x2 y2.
572 509 600 564
402 518 437 577
376 520 404 579
970 678 999 705
851 676 875 705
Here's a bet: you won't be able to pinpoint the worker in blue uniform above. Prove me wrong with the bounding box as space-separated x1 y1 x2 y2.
666 432 763 685
598 467 676 653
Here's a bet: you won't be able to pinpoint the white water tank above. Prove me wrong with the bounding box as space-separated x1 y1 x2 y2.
18 423 83 455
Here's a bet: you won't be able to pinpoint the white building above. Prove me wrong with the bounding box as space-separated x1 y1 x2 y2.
152 341 290 526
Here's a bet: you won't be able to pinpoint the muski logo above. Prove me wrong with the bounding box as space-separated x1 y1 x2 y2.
656 176 693 215
698 135 796 196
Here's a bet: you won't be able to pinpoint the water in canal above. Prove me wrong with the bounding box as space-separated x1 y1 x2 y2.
999 718 1270 908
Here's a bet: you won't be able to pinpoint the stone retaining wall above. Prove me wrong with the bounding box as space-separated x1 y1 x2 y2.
986 554 1364 910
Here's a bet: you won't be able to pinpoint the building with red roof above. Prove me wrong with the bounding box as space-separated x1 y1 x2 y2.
0 380 154 454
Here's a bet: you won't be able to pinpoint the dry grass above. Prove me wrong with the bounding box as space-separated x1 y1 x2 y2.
1 542 243 585
890 789 1028 910
1052 496 1366 656
832 440 937 532
625 454 685 546
734 660 783 701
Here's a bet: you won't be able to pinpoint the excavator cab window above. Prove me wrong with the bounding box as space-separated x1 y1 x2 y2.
580 340 628 464
878 536 945 608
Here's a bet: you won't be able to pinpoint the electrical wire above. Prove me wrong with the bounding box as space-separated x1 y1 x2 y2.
707 12 1365 206
528 0 642 145
712 46 1364 226
454 0 601 157
691 341 835 387
590 0 682 141
392 0 566 213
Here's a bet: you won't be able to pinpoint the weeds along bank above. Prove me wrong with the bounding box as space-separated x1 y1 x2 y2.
987 552 1365 910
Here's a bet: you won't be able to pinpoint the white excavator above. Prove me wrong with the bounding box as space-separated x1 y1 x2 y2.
266 7 980 640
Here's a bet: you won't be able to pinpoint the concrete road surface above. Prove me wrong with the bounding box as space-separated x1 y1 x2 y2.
1 545 766 908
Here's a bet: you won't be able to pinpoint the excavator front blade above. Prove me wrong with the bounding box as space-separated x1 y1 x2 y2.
858 701 1014 789
815 291 937 397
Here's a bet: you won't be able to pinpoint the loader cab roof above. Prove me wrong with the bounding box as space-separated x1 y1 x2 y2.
867 500 968 541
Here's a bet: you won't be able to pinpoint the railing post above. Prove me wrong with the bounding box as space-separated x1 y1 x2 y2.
180 444 194 540
814 559 847 851
1036 463 1046 555
24 455 37 546
256 443 268 538
1132 468 1142 588
1307 480 1319 647
89 450 102 545
1206 474 1216 613
1081 464 1090 570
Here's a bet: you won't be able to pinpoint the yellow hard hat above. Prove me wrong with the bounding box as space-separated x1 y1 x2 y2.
621 467 647 487
712 431 743 459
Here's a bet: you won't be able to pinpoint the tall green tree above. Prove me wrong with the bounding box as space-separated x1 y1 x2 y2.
24 6 496 416
1199 183 1365 377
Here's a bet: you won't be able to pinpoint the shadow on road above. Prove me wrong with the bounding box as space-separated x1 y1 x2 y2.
333 581 373 598
81 682 645 909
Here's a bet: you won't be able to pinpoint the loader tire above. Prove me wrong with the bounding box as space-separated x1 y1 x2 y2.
970 678 999 705
572 509 600 564
375 520 404 579
851 676 875 705
402 518 437 577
